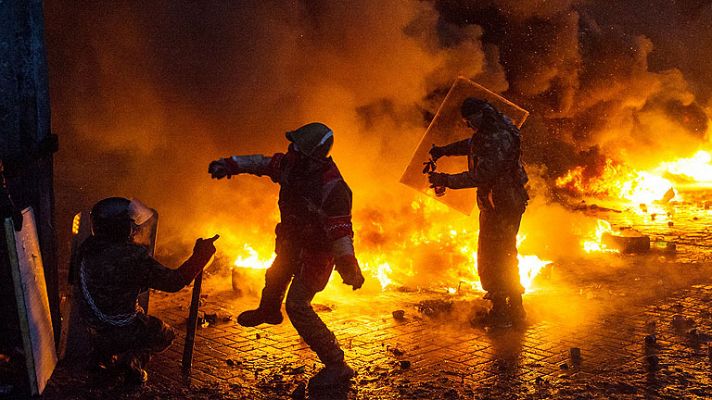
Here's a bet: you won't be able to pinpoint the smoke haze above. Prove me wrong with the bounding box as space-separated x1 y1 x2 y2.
45 1 712 290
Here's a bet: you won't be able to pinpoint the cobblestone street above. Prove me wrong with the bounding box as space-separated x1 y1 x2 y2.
44 200 712 399
45 268 712 399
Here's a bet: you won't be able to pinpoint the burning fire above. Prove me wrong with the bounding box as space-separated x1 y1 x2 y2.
557 150 712 209
557 149 712 253
660 150 712 188
583 219 619 254
227 198 551 294
233 244 274 270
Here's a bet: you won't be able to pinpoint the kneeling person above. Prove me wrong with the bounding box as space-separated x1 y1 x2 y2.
77 197 218 384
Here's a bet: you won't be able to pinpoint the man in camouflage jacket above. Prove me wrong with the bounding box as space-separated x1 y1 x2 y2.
429 98 529 327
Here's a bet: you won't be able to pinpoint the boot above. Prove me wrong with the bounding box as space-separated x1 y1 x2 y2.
121 354 148 385
308 361 355 390
484 294 512 328
508 293 526 325
237 288 284 327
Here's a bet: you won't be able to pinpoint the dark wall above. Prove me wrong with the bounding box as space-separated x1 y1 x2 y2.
0 0 58 346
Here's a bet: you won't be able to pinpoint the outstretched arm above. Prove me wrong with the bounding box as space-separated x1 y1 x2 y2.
135 235 219 293
209 153 284 182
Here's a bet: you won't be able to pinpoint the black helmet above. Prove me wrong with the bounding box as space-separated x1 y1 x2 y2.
286 122 334 158
460 97 493 118
90 197 132 241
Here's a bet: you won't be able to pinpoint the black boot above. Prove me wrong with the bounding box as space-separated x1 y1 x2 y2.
508 294 526 325
237 288 284 327
308 361 355 390
121 353 149 385
484 294 512 328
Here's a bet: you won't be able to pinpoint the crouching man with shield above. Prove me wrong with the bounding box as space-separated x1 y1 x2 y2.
77 197 218 384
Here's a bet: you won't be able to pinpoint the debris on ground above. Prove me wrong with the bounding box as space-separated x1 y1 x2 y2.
602 230 650 253
284 365 305 375
388 346 406 357
225 358 242 367
417 299 453 317
204 311 233 325
312 304 333 312
672 314 695 331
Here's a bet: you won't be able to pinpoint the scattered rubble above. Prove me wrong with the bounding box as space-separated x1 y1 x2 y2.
392 310 406 320
602 230 650 253
285 365 305 375
312 304 333 312
388 346 406 357
225 358 242 367
672 314 695 331
417 299 453 317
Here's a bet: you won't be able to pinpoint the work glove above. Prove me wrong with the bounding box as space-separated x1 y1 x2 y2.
193 234 219 263
335 255 365 290
179 234 220 283
428 172 449 188
208 159 230 179
429 145 445 161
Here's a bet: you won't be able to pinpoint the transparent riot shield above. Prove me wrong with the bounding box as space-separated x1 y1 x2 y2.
400 77 529 215
60 206 158 360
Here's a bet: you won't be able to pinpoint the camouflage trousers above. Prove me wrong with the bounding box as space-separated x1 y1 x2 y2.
477 206 525 297
262 252 344 366
88 313 175 369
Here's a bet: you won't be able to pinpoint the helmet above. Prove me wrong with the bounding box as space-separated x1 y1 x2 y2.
460 97 493 118
286 122 334 158
90 197 132 241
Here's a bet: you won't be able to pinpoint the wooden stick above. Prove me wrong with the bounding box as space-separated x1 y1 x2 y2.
182 271 203 375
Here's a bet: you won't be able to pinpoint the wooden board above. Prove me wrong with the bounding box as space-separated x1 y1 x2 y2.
5 207 57 395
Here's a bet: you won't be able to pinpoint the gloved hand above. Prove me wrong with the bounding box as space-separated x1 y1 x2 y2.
335 255 365 290
208 159 230 179
179 234 220 283
428 172 449 188
193 234 219 262
429 145 445 161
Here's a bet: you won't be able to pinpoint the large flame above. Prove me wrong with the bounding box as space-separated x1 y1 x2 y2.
557 150 712 210
225 197 551 294
233 244 274 270
583 219 619 254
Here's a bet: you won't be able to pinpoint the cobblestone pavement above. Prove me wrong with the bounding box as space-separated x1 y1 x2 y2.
43 199 712 399
45 273 712 400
